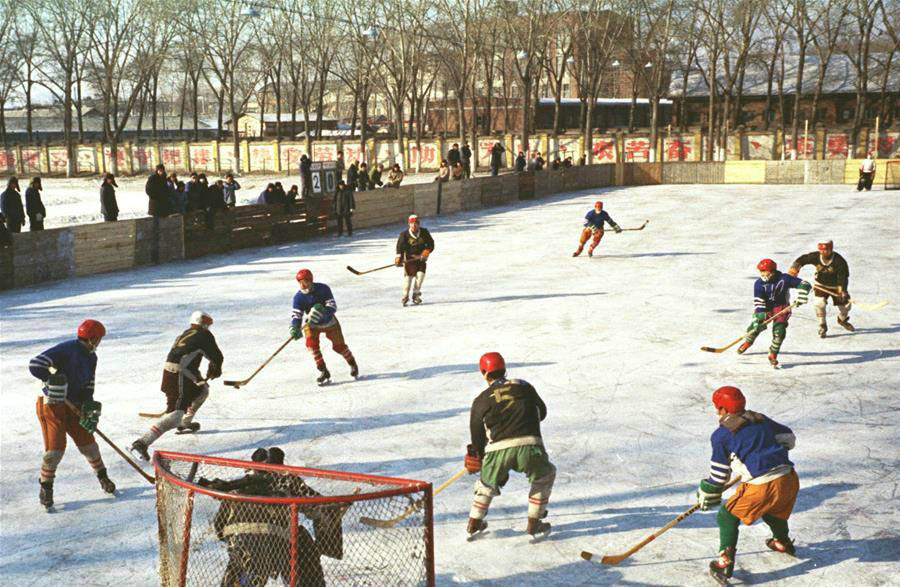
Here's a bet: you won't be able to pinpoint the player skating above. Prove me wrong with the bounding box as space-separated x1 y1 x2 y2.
464 352 556 540
290 269 358 385
131 311 224 460
572 201 622 257
737 259 811 367
698 386 799 585
394 214 434 306
788 240 853 338
29 320 115 510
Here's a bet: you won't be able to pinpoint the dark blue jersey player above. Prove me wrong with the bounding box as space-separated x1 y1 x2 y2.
572 201 621 257
738 258 811 367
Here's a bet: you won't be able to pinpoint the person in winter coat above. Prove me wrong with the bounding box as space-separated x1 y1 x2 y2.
273 182 286 205
208 179 226 211
100 173 119 222
346 161 358 192
0 176 25 233
332 180 356 237
145 164 170 217
25 177 47 231
386 164 404 188
490 142 505 176
369 163 384 189
166 173 183 215
434 160 450 182
451 162 464 180
335 151 345 183
222 173 240 208
258 183 277 205
461 142 472 178
447 143 461 168
357 163 370 192
515 151 527 172
299 155 313 199
285 185 299 212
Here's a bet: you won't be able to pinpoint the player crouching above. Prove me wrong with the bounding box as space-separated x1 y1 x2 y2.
465 352 556 540
131 311 224 461
290 269 358 385
29 320 115 510
572 201 621 257
698 386 799 584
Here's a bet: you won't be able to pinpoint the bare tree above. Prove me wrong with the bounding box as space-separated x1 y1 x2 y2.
540 2 576 152
13 10 44 143
761 2 789 131
671 5 702 133
873 1 897 127
842 0 880 157
0 7 17 144
175 28 206 141
807 1 848 129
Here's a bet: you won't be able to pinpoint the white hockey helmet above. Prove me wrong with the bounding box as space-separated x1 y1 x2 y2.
190 310 214 329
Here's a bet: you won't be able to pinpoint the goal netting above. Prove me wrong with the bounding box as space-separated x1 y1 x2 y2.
885 160 900 190
154 451 434 587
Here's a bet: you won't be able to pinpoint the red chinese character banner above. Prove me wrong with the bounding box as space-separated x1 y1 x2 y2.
408 142 439 169
77 147 97 174
104 147 127 171
591 137 617 162
21 148 42 174
0 149 15 172
344 143 364 165
312 143 337 162
477 138 500 167
623 138 650 162
249 145 274 171
376 141 401 167
218 145 235 173
743 135 774 160
132 146 152 173
663 136 693 161
190 145 213 171
48 148 67 174
783 135 816 158
161 147 183 170
872 132 900 158
280 144 304 172
556 137 580 161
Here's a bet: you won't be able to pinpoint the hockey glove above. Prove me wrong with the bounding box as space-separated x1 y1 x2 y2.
464 444 482 474
79 400 102 433
421 249 431 260
289 324 302 340
697 479 724 510
394 255 403 266
206 362 222 380
308 303 327 326
612 224 622 233
795 284 810 306
44 372 68 401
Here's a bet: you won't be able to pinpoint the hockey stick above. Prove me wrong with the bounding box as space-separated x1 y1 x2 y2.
359 467 468 528
65 400 156 484
347 255 421 276
618 220 650 231
223 338 293 388
700 303 798 353
581 477 741 565
811 283 889 310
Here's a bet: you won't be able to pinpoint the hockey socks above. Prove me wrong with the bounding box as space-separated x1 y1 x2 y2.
717 506 740 552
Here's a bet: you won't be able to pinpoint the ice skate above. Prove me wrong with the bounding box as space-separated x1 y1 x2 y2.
587 247 595 257
768 352 779 368
837 316 855 332
97 468 116 494
349 362 359 379
765 537 796 556
466 517 488 541
412 292 422 305
572 247 583 257
39 480 54 511
818 325 827 338
130 439 150 461
708 547 735 585
526 516 551 540
317 367 331 386
401 296 409 307
737 340 752 354
176 422 200 435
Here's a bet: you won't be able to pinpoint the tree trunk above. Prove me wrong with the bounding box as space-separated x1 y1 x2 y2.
790 44 806 154
584 95 595 164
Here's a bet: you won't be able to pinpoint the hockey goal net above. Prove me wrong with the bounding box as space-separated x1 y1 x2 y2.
154 451 434 587
885 160 900 190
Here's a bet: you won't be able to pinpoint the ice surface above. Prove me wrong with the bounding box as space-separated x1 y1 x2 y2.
1 183 898 585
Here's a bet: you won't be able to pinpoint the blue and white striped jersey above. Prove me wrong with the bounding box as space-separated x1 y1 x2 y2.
291 283 337 328
29 339 98 403
753 271 807 313
708 413 794 486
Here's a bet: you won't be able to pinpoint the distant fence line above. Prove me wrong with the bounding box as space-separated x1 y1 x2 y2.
1 127 899 177
0 159 896 291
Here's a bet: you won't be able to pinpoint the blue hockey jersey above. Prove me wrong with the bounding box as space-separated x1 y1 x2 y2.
584 209 616 230
29 339 98 403
291 283 337 328
753 271 808 312
708 412 794 486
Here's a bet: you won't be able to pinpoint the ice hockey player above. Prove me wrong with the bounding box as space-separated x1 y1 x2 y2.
572 201 621 257
788 240 852 338
698 386 799 585
857 153 875 191
290 268 358 385
737 259 811 367
29 319 115 510
464 352 556 540
394 214 434 306
130 311 223 461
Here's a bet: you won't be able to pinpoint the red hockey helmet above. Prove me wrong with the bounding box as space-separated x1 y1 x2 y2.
757 258 776 273
594 201 603 210
77 319 106 341
712 386 746 414
817 240 833 254
479 352 506 376
408 214 419 225
296 269 313 284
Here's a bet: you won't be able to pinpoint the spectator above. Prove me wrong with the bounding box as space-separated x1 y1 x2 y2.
285 185 299 212
176 181 186 212
451 162 464 181
369 163 384 189
185 173 199 210
299 154 312 199
434 160 450 183
386 164 404 188
551 158 561 170
145 164 170 218
25 177 47 231
222 173 241 209
563 156 573 168
447 143 461 168
357 162 370 192
258 183 277 205
461 142 472 178
1 177 25 233
532 152 545 171
515 151 527 173
0 213 11 246
100 173 120 222
332 180 355 237
490 142 505 176
208 179 226 219
166 172 182 214
273 181 286 205
335 151 345 183
347 161 359 192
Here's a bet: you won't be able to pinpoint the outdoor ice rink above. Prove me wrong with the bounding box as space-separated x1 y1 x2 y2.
1 182 898 585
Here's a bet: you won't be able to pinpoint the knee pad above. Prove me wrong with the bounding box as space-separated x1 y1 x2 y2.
77 442 102 462
42 450 64 469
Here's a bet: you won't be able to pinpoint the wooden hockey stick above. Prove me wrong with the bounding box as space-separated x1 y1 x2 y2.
700 303 798 353
65 400 156 484
359 467 468 528
223 338 293 388
811 283 889 310
139 411 165 419
581 477 741 565
347 255 421 276
618 219 650 231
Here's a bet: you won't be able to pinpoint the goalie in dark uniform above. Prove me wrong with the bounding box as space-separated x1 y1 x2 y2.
206 447 352 587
